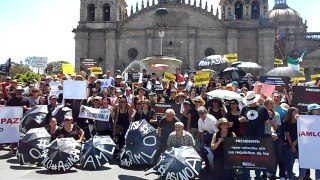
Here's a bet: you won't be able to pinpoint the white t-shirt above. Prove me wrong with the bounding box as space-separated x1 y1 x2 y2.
198 114 219 134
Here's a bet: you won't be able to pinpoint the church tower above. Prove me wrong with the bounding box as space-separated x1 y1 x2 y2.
219 0 269 20
74 0 128 73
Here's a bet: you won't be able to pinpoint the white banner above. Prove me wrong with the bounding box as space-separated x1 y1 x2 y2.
78 105 110 121
0 107 23 143
298 115 320 169
97 79 112 89
31 56 48 68
63 80 87 99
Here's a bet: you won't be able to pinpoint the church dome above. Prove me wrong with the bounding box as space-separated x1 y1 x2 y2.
268 4 302 26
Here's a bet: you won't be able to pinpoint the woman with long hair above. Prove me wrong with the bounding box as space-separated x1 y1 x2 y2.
226 99 242 136
94 98 114 136
284 107 299 180
46 117 60 142
208 98 225 120
114 96 132 149
211 118 236 180
140 99 157 127
132 100 143 122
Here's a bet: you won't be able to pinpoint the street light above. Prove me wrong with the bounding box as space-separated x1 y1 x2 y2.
156 8 168 56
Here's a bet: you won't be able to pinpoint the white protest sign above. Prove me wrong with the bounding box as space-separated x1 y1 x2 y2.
63 80 87 99
298 115 320 169
0 107 23 143
78 105 110 121
31 57 48 68
49 81 62 96
98 79 112 88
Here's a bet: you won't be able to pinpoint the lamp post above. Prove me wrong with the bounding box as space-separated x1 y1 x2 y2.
156 8 168 56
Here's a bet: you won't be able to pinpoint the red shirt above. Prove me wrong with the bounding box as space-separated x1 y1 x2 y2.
1 82 9 99
176 74 184 83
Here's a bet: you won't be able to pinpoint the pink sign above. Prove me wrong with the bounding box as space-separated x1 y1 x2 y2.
253 82 276 97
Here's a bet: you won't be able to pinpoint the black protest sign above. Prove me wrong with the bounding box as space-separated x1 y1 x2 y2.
260 76 290 91
292 86 320 113
223 137 276 172
153 84 164 95
127 72 140 83
80 58 98 71
154 103 181 119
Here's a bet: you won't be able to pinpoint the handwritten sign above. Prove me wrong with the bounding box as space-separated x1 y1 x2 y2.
97 79 112 89
63 80 87 99
194 74 210 86
62 64 74 75
91 67 103 75
164 72 176 82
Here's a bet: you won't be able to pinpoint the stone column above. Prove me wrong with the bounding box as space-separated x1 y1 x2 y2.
227 29 238 54
74 31 89 72
146 29 154 56
188 29 196 69
258 28 275 74
105 31 117 75
305 67 314 82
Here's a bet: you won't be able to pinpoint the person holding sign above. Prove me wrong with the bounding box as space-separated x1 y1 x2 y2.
211 118 236 180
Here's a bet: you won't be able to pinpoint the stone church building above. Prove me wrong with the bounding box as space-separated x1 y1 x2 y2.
73 0 320 77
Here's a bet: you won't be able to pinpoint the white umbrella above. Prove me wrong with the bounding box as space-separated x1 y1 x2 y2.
206 90 243 101
236 62 263 71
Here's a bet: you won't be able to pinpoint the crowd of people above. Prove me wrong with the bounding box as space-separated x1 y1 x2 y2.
1 67 320 180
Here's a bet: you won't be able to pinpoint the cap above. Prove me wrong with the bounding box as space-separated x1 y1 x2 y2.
89 74 96 78
50 95 58 99
15 86 24 91
308 103 320 111
96 80 101 83
231 81 239 86
183 101 191 105
115 75 123 79
91 88 98 93
116 89 122 93
11 80 17 83
116 70 121 73
6 77 11 80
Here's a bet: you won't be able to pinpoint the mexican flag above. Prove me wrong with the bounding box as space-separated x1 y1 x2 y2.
287 51 306 71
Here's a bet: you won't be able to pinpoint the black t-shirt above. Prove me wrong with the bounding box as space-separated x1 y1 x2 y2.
142 74 151 88
159 117 179 149
284 122 298 146
6 96 30 107
226 111 241 136
240 105 269 138
180 108 199 130
58 124 81 141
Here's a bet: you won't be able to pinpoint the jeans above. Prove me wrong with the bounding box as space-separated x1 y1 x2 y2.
274 135 286 178
285 145 298 179
299 168 320 180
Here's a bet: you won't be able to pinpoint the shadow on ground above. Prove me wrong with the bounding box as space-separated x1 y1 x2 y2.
36 169 78 175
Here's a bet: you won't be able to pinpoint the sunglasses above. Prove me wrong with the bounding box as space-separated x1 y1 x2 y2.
65 118 73 121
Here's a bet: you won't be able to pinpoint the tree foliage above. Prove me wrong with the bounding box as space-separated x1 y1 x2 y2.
8 62 43 85
47 61 70 74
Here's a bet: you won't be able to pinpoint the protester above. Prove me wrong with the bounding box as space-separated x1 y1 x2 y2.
207 98 225 120
46 117 60 142
157 109 180 152
167 122 195 148
139 100 157 127
211 118 236 180
226 99 242 136
58 114 85 143
94 98 114 136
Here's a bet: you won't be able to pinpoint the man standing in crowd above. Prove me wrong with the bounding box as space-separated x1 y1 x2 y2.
175 68 184 83
197 106 219 172
0 77 11 100
167 122 195 148
102 70 115 86
240 91 273 179
157 109 180 152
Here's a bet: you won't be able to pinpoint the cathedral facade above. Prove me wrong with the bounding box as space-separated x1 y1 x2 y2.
73 0 320 76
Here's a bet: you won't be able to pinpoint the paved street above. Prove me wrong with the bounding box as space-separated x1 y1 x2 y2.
0 145 315 180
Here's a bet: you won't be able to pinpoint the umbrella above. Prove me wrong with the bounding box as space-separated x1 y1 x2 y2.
236 62 263 71
198 55 228 67
40 138 82 172
231 61 242 67
219 67 246 80
120 119 160 167
154 146 202 179
20 105 48 134
51 105 72 126
206 89 243 101
80 135 116 170
16 127 51 165
267 67 305 78
151 64 169 71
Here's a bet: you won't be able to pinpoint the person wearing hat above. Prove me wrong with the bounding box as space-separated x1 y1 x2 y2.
95 79 103 96
1 76 12 100
88 74 97 92
231 81 241 94
58 114 84 143
46 95 59 122
192 96 206 108
308 103 320 115
240 91 273 179
114 75 123 88
176 92 186 104
165 89 177 103
211 118 236 180
167 121 195 148
133 86 147 107
124 87 134 105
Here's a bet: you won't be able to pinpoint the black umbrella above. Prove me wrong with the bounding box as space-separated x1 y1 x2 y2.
154 146 202 179
120 119 160 167
220 67 246 80
198 55 228 71
17 127 51 165
20 105 48 134
40 138 82 172
51 105 72 126
267 67 304 78
80 135 116 170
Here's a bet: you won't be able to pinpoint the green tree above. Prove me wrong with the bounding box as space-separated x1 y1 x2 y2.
47 61 70 74
9 62 32 77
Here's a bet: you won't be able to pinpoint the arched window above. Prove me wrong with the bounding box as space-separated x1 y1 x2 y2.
87 4 95 21
103 4 111 21
251 1 260 19
234 1 243 19
205 48 215 57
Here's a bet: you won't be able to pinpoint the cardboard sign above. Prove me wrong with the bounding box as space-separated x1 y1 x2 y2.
253 82 276 97
223 137 276 172
0 107 23 143
97 79 112 89
164 72 176 82
194 74 210 86
91 67 103 75
259 76 290 92
298 115 320 169
127 72 141 83
154 103 181 119
63 80 87 99
224 53 238 63
62 64 74 75
292 86 320 113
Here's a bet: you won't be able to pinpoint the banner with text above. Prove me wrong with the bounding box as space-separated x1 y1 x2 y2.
126 72 141 83
63 80 87 99
91 67 103 75
224 53 238 63
154 103 181 119
62 64 74 75
292 86 320 113
164 72 176 82
97 79 112 89
223 137 276 172
194 74 210 86
78 105 110 121
260 76 290 92
0 107 23 143
298 115 320 169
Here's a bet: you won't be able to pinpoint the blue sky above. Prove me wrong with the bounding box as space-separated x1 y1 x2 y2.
0 0 318 65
